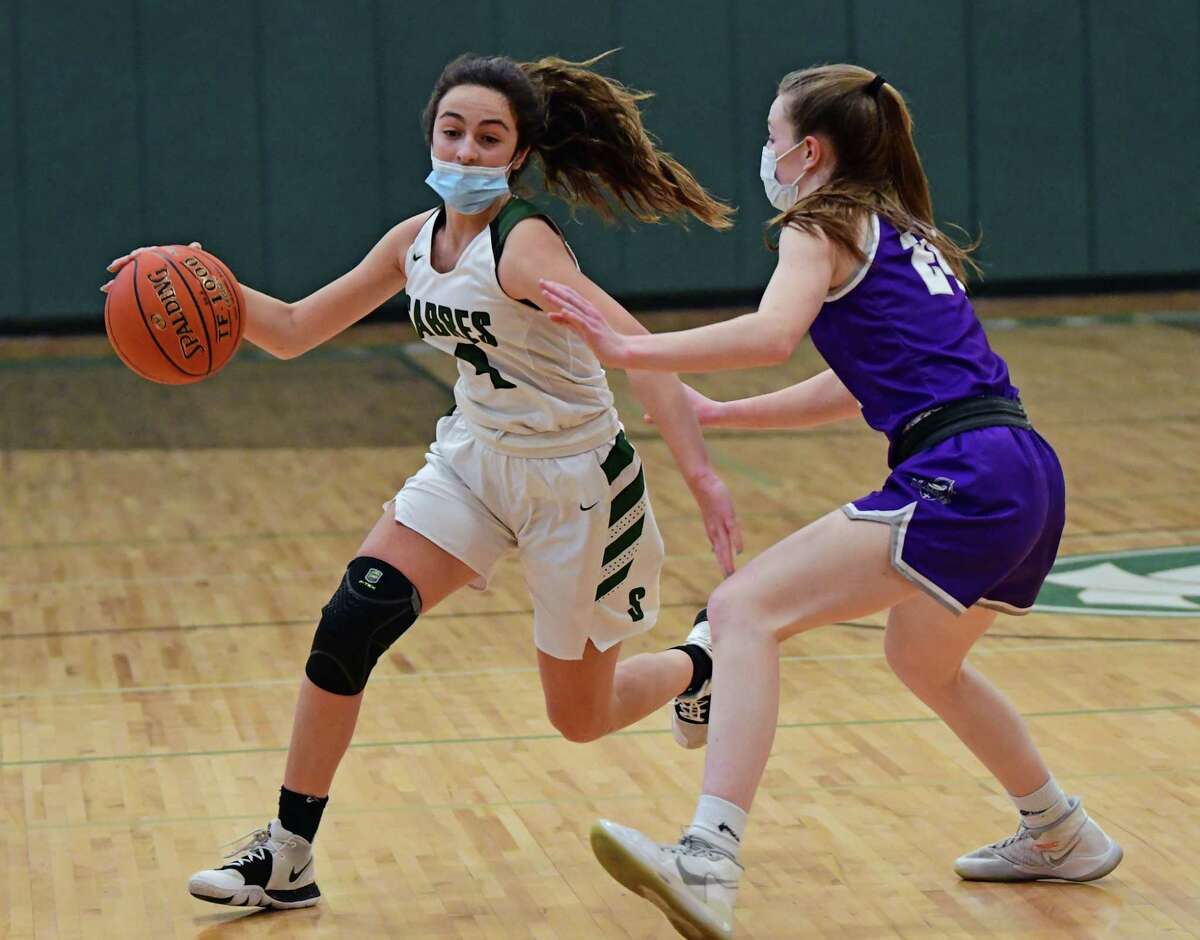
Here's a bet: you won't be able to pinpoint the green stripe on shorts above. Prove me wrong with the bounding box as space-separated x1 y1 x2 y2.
602 513 645 567
600 432 635 484
595 560 634 601
608 467 645 528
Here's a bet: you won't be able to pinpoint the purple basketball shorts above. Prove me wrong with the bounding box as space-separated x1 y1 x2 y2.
843 426 1065 614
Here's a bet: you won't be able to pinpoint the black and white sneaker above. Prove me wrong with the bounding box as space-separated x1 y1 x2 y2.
672 610 713 750
188 819 320 909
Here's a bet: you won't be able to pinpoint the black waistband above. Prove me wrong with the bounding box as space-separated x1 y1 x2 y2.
888 396 1032 468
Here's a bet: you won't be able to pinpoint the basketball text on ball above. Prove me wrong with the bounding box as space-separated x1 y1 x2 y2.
146 266 205 360
105 244 243 384
183 254 235 341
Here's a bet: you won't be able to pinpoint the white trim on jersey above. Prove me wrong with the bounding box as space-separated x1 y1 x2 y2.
826 213 881 302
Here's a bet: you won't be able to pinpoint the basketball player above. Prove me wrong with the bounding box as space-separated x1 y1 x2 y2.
540 65 1123 939
105 53 742 909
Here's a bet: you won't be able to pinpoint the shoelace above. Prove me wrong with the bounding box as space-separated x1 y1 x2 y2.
674 834 742 868
675 697 709 722
221 826 273 863
991 825 1031 851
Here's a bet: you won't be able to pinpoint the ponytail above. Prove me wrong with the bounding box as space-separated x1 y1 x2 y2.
874 84 934 230
521 52 734 230
423 52 733 231
770 65 978 282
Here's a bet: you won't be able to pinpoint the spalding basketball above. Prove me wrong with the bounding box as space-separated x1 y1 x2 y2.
104 245 244 384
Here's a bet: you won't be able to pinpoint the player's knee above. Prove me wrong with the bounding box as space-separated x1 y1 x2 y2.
305 556 422 696
545 703 609 743
883 630 919 686
884 629 957 697
707 583 772 648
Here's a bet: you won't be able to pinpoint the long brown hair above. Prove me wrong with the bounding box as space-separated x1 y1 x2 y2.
423 52 734 230
770 64 978 281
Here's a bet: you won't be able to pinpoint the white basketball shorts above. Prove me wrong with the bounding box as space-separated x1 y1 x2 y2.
391 413 664 660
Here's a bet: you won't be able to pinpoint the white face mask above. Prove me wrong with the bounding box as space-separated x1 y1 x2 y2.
759 140 805 211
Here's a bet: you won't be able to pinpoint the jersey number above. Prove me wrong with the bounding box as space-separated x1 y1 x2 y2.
627 587 646 622
899 232 964 296
454 343 516 390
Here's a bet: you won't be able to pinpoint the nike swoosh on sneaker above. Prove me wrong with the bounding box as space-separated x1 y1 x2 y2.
580 501 599 511
674 856 738 890
290 858 313 883
1044 843 1078 866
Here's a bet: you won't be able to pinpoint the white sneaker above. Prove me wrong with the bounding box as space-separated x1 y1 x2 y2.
591 819 740 940
672 610 713 750
188 819 321 908
955 798 1123 882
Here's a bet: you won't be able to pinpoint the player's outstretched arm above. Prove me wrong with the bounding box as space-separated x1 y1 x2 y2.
659 370 860 431
501 219 743 575
540 225 834 374
103 211 430 361
241 210 433 359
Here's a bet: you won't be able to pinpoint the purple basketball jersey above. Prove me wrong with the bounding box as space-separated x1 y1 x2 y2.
809 215 1017 439
813 214 1064 614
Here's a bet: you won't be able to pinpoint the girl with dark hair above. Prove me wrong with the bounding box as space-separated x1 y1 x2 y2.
104 51 742 909
541 64 1122 940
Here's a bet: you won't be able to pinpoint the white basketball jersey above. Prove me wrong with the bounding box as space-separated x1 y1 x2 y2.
403 199 619 457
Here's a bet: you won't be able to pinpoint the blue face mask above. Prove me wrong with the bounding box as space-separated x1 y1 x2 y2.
425 152 513 215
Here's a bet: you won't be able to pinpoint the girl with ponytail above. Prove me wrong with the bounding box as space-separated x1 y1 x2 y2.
159 52 743 910
543 64 1121 939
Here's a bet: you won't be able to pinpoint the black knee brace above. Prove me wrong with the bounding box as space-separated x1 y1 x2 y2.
305 556 422 695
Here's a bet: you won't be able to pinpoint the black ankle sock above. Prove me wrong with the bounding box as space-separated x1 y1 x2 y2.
671 642 712 698
278 786 328 843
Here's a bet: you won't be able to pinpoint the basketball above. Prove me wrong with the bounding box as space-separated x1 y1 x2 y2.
104 245 244 384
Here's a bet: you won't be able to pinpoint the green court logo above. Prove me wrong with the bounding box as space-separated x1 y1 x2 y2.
1035 546 1200 617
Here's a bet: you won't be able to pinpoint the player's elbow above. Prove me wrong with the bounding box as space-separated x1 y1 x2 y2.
271 340 304 361
269 305 309 360
761 329 798 366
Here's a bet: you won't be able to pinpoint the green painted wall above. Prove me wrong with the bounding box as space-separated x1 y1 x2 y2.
3 0 1197 324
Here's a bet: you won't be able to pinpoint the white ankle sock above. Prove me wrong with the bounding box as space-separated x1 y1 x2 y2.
1011 777 1071 830
687 794 747 861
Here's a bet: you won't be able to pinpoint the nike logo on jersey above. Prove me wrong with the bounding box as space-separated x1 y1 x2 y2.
290 858 313 883
580 501 599 511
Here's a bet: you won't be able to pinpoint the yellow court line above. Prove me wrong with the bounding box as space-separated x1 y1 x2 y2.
1 702 1195 770
0 638 1179 702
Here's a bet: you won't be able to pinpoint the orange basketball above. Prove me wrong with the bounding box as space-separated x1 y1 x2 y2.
104 245 244 384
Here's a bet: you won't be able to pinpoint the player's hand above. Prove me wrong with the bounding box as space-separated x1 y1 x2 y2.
644 382 724 427
539 279 634 368
101 242 202 294
688 468 743 576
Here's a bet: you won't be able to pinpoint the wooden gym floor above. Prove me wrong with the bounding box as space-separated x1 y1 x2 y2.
1 293 1198 939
